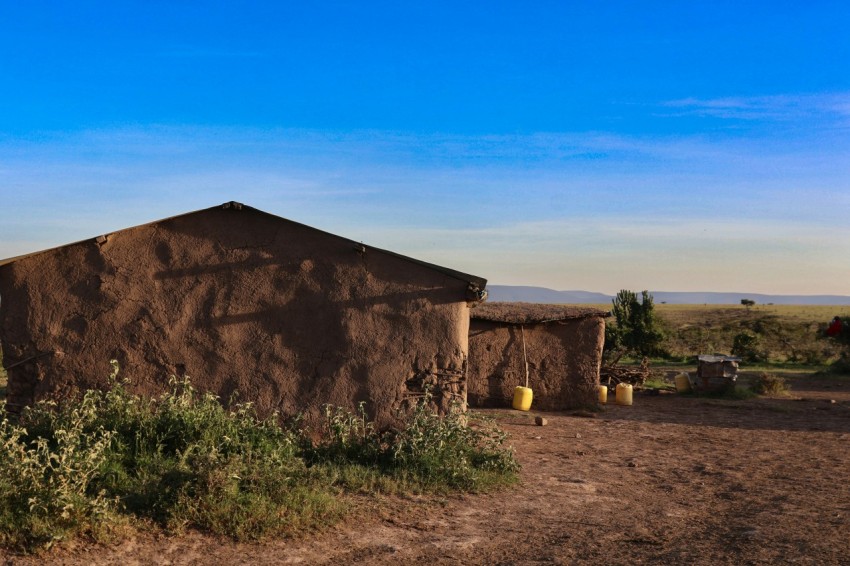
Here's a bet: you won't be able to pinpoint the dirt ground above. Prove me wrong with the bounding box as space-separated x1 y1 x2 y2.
4 372 849 565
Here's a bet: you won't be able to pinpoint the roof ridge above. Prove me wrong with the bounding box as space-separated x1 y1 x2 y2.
0 202 487 288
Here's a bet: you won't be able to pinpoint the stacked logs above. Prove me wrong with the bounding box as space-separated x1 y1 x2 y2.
600 358 651 388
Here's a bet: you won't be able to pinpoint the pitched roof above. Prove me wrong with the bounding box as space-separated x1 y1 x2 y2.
471 301 609 324
0 201 487 289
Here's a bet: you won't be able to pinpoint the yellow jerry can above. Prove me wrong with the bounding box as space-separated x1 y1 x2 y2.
512 386 533 411
615 383 633 406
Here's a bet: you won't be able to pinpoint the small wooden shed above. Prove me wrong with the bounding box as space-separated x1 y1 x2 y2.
467 302 608 410
694 354 740 393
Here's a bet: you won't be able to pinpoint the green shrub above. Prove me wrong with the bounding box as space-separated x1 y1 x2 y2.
0 396 120 551
385 398 519 491
305 393 520 493
96 373 338 540
0 364 337 550
0 364 520 552
798 346 829 366
731 331 767 363
306 402 381 466
749 372 789 396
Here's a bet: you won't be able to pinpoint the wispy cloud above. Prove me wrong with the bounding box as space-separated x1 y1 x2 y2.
1 123 848 294
660 92 850 123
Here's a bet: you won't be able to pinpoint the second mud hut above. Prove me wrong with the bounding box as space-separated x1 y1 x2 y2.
468 302 607 410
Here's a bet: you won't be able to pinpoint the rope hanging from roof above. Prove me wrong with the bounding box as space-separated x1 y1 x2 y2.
520 325 529 388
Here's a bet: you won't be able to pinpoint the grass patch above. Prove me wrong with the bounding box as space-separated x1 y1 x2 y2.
305 400 519 494
0 362 519 553
642 377 671 390
657 304 847 366
597 303 848 368
749 372 790 396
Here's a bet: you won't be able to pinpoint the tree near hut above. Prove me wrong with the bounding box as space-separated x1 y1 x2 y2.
604 290 667 364
732 330 767 363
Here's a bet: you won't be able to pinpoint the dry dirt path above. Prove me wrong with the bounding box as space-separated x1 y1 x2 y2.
6 375 850 565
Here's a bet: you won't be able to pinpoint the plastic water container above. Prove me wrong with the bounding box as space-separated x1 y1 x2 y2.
615 383 633 406
512 386 533 411
674 372 691 393
598 385 608 404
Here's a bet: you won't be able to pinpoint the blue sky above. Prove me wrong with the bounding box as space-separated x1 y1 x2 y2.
1 2 848 295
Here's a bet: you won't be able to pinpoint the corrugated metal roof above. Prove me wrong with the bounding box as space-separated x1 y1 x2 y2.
0 201 488 289
471 301 609 324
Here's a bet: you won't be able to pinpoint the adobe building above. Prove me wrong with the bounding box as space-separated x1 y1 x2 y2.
0 202 487 427
468 302 607 411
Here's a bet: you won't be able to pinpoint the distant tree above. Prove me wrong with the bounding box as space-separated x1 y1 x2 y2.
604 290 667 364
741 298 756 310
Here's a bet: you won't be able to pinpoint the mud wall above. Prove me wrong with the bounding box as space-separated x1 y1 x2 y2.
0 207 472 427
467 318 604 410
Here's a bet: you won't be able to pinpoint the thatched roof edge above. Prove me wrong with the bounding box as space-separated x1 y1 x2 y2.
471 301 609 324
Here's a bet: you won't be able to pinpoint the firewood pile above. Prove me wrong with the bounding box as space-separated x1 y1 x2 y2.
600 358 651 388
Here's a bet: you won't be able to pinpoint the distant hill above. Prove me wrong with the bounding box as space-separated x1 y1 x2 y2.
484 286 612 304
486 285 850 306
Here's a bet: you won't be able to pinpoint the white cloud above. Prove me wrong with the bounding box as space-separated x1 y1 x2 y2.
1 122 848 295
660 92 850 123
